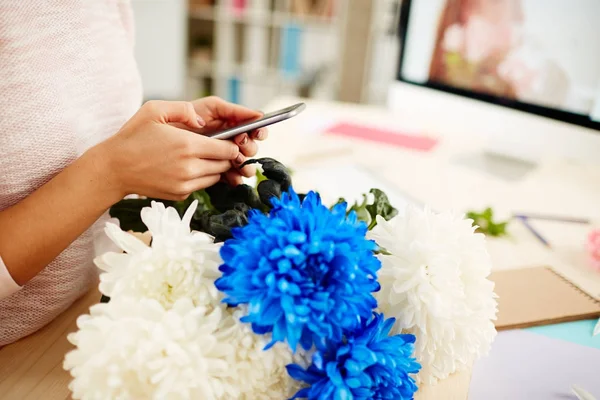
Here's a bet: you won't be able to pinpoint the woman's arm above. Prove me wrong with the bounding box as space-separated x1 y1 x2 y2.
0 100 244 289
0 147 121 286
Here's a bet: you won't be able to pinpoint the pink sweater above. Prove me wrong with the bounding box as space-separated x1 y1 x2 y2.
0 1 143 346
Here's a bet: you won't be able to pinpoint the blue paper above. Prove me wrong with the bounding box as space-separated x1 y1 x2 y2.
526 319 600 350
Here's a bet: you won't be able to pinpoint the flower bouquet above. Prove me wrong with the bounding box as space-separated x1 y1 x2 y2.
64 158 498 399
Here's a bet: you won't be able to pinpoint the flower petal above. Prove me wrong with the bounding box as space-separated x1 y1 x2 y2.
104 223 148 254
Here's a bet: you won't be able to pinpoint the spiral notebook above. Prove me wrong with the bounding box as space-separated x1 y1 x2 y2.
490 266 600 330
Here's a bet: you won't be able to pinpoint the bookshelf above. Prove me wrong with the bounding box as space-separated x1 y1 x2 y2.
187 0 343 110
130 0 402 108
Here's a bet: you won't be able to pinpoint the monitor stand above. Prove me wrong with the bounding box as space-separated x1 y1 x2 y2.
451 151 537 182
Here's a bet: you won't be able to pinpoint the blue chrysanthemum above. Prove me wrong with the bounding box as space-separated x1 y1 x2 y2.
286 313 421 400
215 190 381 351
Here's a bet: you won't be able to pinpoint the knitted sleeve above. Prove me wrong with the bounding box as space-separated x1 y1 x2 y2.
0 256 21 299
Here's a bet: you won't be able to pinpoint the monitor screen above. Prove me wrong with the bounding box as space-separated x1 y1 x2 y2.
397 0 600 130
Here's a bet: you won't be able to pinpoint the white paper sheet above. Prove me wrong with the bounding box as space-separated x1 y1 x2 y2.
470 330 600 399
291 163 420 215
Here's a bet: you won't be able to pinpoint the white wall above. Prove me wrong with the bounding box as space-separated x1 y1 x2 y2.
130 0 187 100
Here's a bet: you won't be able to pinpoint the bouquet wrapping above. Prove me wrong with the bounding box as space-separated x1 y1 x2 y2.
64 158 498 399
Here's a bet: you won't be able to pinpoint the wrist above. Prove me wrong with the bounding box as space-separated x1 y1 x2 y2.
78 143 126 207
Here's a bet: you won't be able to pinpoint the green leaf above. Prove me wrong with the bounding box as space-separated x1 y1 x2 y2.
254 168 268 188
332 189 398 230
374 246 392 256
172 196 192 216
190 190 214 211
349 194 373 227
365 189 398 229
466 207 509 237
331 197 347 208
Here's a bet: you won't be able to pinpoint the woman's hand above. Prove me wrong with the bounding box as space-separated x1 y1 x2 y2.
190 96 269 186
0 98 269 286
93 100 241 201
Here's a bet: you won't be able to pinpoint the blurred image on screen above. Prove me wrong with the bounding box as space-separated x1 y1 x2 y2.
400 0 600 122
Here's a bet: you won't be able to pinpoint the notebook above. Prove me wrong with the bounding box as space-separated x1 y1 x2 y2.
490 266 600 330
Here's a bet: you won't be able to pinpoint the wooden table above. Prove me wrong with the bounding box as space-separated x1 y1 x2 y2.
0 288 99 400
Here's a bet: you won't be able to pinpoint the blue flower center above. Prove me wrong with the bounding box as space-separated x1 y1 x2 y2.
304 254 330 286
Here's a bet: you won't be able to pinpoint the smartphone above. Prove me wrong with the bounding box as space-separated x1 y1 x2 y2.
207 103 306 140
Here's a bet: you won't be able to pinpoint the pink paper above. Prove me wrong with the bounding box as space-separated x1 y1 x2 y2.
325 122 438 152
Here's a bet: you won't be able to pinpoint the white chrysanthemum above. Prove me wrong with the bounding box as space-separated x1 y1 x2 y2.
64 297 237 400
218 306 302 399
368 206 498 385
95 200 223 308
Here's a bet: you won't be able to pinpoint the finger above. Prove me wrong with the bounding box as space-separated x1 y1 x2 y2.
168 175 222 199
185 174 222 192
249 128 268 141
144 100 205 129
222 170 244 187
238 163 257 178
186 159 231 178
207 97 263 123
169 121 201 133
186 132 240 161
231 154 257 178
233 133 259 157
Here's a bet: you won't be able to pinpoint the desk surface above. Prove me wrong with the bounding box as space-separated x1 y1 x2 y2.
0 288 99 400
1 97 599 399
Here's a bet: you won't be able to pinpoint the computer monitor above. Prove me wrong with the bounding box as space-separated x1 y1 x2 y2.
389 0 600 165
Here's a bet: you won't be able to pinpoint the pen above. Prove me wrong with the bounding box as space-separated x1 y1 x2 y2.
515 216 551 248
512 213 590 225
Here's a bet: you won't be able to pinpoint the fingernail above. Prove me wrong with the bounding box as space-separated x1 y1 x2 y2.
196 116 205 127
256 129 266 140
235 154 245 164
239 135 248 145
